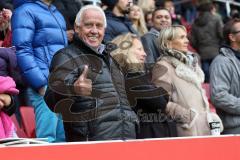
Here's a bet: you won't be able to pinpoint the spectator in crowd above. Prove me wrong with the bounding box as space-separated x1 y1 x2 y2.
53 0 83 43
111 33 146 74
11 0 67 142
111 33 177 138
0 47 26 123
230 8 240 19
102 0 137 42
189 1 223 82
210 18 240 134
152 25 223 136
145 11 153 30
1 4 26 123
0 8 24 87
141 8 172 64
0 4 12 47
45 5 138 142
211 2 222 19
163 0 181 25
0 76 19 138
181 0 197 24
128 4 148 36
137 0 155 15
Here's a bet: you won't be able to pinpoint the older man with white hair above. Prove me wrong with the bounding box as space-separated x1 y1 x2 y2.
45 5 138 142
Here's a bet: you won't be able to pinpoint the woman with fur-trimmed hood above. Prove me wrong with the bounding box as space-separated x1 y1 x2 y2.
152 25 223 136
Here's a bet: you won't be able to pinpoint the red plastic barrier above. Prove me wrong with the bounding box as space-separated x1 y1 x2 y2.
0 135 240 160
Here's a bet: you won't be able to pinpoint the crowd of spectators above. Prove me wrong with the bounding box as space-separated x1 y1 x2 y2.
0 0 240 143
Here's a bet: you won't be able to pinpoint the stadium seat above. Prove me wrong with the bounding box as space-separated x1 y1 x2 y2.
202 83 216 112
10 114 27 138
19 106 36 138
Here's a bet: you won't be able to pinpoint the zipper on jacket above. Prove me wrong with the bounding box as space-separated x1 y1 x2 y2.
108 54 126 140
48 6 66 46
98 52 125 139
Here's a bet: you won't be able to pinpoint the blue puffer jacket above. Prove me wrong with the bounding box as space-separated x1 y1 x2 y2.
11 0 67 90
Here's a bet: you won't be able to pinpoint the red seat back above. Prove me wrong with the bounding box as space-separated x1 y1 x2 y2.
19 106 36 138
10 114 27 138
202 83 216 112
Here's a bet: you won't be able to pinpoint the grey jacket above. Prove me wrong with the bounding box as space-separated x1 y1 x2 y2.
210 46 240 133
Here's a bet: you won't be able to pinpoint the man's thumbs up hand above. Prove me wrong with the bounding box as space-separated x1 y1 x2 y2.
74 65 92 96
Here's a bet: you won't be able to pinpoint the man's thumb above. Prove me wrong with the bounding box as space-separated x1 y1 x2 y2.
79 65 89 81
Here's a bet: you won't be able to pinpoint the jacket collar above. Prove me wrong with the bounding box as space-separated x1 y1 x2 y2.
220 45 240 79
36 1 57 11
13 0 56 11
149 28 159 36
164 56 204 87
220 45 240 57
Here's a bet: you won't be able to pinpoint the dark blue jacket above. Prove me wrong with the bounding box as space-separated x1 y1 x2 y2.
0 47 16 77
104 9 137 42
11 0 67 90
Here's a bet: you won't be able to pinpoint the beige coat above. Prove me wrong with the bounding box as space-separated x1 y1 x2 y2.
152 56 223 136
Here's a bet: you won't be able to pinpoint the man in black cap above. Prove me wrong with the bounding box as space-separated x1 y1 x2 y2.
102 0 138 42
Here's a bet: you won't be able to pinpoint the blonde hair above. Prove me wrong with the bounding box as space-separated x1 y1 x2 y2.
158 25 187 52
129 5 148 36
111 33 145 73
138 0 155 14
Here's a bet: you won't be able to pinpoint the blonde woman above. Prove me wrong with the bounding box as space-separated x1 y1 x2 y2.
137 0 155 15
111 33 146 73
128 4 148 36
152 25 223 136
111 33 177 138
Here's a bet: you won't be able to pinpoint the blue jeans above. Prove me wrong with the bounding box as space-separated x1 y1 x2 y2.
201 59 213 83
25 87 65 142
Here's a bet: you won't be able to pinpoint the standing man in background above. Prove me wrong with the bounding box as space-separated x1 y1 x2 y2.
102 0 137 42
11 0 67 142
210 18 240 134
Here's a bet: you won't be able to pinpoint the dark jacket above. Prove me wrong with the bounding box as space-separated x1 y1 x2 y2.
52 0 82 30
125 72 177 138
190 12 223 60
0 0 13 10
12 0 68 90
104 9 137 42
0 47 25 88
0 47 16 77
45 35 138 142
141 28 160 64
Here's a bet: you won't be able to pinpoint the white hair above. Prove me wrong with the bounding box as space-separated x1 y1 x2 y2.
75 5 107 28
